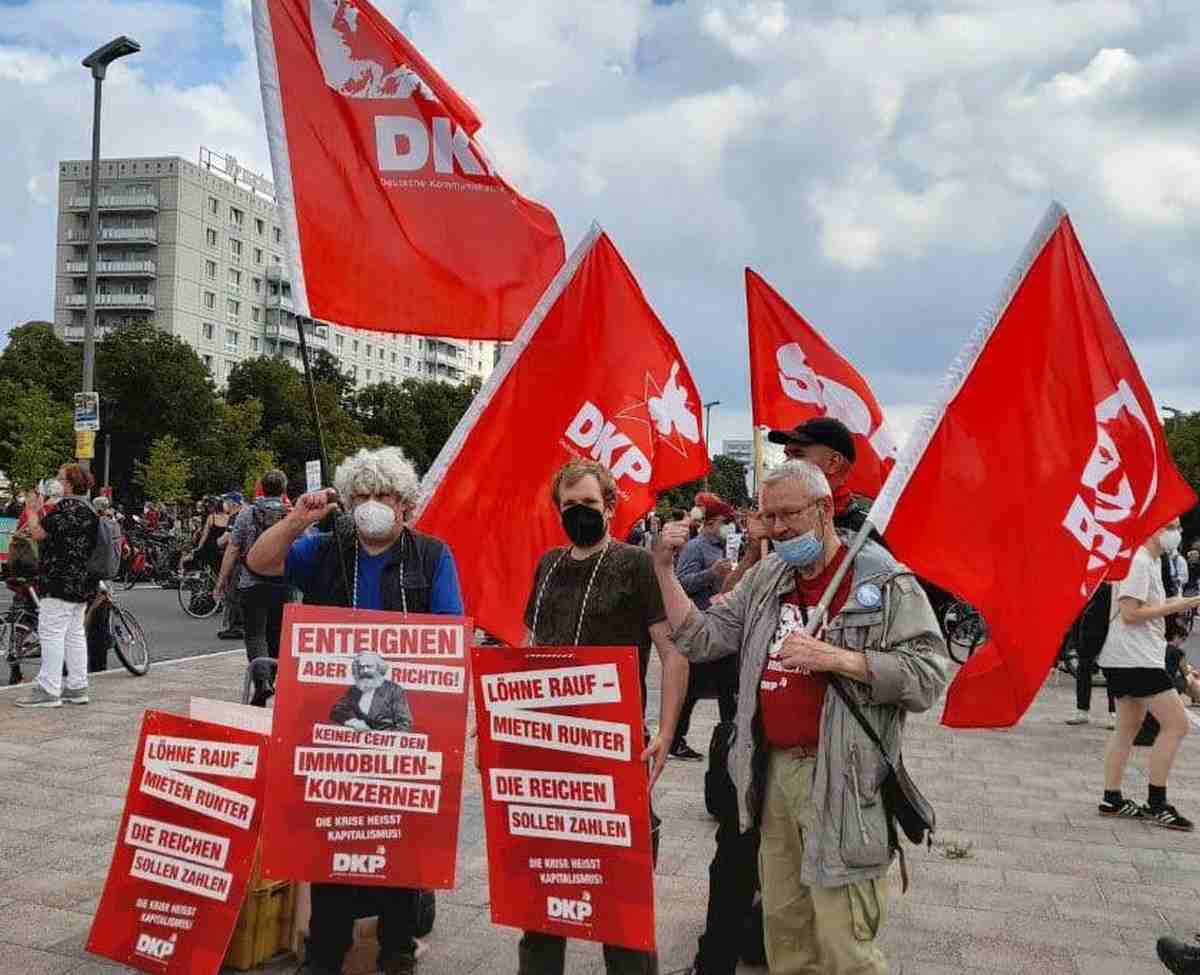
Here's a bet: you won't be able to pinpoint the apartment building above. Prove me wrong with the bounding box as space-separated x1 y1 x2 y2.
53 150 495 388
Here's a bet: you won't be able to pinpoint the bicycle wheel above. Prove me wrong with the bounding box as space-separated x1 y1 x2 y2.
943 604 973 664
178 570 220 619
110 605 150 676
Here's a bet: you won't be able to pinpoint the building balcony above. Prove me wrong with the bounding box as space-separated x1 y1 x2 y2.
62 324 116 342
65 259 156 277
265 318 327 346
65 292 155 309
66 227 157 244
68 193 158 211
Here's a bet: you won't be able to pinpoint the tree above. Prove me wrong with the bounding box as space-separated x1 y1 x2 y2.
0 322 81 407
94 322 218 499
308 348 356 406
1165 412 1200 543
3 386 74 489
133 435 192 504
351 376 481 475
190 399 269 498
229 355 380 490
708 454 752 508
243 448 278 498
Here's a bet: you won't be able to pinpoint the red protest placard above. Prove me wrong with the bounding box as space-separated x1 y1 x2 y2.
87 710 267 974
472 646 656 952
261 604 472 887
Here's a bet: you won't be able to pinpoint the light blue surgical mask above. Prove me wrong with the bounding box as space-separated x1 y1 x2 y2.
775 532 823 568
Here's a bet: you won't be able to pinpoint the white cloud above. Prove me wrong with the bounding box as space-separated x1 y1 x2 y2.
0 243 16 260
0 0 1197 446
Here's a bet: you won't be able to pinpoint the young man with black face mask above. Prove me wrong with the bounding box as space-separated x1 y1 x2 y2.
517 458 689 975
248 446 462 975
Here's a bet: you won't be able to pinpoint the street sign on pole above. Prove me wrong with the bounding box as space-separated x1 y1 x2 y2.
305 459 322 493
75 430 96 460
74 392 100 432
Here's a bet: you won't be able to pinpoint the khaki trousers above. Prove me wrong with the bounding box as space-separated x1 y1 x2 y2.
759 749 888 975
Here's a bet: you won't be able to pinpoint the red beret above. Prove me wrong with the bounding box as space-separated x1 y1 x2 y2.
695 491 735 521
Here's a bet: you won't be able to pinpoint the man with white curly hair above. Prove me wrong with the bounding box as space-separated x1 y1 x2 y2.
248 445 462 975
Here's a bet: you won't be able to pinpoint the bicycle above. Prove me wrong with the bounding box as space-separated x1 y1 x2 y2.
91 579 151 676
941 599 988 664
177 563 224 620
4 578 41 686
4 577 149 682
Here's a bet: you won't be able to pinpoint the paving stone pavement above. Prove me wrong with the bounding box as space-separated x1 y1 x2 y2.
0 653 1197 974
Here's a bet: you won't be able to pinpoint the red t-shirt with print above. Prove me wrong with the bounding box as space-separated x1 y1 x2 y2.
758 546 853 749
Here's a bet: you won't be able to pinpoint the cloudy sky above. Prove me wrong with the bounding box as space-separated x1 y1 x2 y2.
2 0 1197 452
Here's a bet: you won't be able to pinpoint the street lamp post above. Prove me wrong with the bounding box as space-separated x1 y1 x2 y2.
703 400 720 492
1162 405 1182 433
79 36 140 473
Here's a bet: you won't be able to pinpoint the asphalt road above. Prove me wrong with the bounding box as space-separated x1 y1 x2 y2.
1 582 249 688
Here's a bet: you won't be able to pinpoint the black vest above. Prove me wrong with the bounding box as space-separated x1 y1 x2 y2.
306 515 447 612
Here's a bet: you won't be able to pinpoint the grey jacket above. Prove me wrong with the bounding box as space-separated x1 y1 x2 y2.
672 536 948 888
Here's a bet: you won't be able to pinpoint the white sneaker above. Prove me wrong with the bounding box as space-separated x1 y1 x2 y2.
1105 716 1116 730
1065 710 1090 725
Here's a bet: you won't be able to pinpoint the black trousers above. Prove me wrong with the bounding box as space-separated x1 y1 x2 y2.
518 809 661 975
241 582 290 663
1076 649 1115 714
309 883 418 972
695 815 760 975
85 602 110 673
673 657 738 746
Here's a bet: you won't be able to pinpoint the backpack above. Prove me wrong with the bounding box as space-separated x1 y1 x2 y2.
240 502 288 579
80 501 121 580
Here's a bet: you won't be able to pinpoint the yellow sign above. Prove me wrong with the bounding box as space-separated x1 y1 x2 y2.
76 430 96 460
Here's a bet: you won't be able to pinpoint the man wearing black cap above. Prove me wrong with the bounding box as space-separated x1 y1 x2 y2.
722 418 872 597
767 417 871 533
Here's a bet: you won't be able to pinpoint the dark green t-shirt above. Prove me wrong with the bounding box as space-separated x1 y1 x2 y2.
523 541 667 712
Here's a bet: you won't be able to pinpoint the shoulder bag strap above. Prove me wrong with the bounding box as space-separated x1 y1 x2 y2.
827 675 895 773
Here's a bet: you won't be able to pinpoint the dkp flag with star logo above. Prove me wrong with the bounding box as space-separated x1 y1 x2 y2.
415 226 711 644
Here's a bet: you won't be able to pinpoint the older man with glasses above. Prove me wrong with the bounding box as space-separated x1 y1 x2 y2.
654 460 946 975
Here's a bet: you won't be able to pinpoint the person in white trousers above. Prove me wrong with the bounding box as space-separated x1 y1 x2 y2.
15 463 99 708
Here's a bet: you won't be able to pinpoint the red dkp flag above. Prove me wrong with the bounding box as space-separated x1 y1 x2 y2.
746 269 897 498
869 203 1195 728
252 0 564 338
416 226 710 644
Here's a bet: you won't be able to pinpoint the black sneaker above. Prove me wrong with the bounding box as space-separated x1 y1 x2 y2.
669 741 704 761
1143 803 1195 832
217 629 244 640
1157 935 1200 975
1098 797 1143 818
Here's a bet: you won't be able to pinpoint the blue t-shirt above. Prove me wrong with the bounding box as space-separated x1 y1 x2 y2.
285 533 464 614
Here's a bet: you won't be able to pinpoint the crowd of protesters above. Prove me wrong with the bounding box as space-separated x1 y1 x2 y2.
5 417 1199 974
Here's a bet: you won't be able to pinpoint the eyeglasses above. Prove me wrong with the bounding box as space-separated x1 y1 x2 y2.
758 500 823 528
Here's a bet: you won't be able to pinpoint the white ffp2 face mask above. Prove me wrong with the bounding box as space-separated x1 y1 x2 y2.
353 500 396 540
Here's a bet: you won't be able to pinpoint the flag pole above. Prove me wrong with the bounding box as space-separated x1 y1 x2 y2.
296 318 354 603
295 318 333 489
803 518 878 636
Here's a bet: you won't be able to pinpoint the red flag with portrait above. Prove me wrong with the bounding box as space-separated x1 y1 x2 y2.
869 204 1195 728
747 269 897 498
252 0 564 338
415 227 710 644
